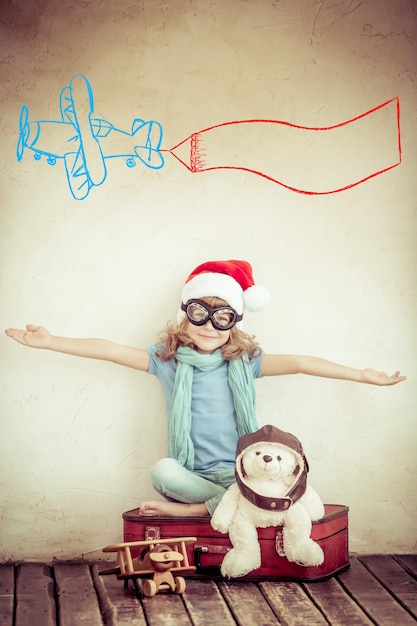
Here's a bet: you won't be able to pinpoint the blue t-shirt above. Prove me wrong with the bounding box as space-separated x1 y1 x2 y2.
147 345 264 472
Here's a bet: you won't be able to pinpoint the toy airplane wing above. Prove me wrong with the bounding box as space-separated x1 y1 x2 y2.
101 536 197 552
64 150 94 200
60 74 107 199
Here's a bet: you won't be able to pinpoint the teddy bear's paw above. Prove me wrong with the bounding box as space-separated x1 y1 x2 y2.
220 549 260 579
210 505 235 534
286 540 324 567
210 518 229 534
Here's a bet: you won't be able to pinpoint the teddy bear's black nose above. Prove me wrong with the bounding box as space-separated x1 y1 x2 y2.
263 455 273 463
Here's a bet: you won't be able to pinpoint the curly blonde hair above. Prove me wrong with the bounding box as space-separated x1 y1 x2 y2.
156 296 260 362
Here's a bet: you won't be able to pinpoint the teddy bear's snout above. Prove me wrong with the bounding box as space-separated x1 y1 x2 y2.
263 454 282 463
250 450 285 475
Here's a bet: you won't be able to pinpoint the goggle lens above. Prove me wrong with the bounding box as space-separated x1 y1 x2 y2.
181 299 242 330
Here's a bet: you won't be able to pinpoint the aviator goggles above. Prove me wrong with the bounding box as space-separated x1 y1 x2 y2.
181 299 243 330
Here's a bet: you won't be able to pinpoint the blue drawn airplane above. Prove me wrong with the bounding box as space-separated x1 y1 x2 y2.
16 74 164 200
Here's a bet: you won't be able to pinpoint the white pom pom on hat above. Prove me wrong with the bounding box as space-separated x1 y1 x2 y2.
177 259 270 326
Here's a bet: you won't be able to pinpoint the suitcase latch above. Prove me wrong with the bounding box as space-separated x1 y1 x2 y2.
145 526 161 541
275 529 285 557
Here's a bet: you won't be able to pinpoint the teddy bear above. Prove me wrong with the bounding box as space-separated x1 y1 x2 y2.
210 424 325 578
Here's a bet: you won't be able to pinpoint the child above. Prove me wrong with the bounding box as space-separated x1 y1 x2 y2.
5 259 406 518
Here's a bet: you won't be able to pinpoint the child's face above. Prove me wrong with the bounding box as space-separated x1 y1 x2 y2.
185 319 231 354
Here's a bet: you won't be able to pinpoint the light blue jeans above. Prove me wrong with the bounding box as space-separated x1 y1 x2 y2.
150 457 236 515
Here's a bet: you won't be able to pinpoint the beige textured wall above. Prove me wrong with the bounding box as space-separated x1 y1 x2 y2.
1 0 416 560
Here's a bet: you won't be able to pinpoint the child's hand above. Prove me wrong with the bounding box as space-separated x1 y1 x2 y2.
4 324 51 349
361 368 406 386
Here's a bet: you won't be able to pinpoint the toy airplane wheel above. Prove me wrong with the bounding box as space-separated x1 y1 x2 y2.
142 578 158 597
174 576 186 594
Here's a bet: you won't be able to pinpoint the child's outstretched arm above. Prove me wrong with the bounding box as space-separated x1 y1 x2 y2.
261 354 406 386
4 324 150 371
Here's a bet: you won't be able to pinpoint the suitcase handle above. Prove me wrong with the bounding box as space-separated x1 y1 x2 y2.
194 546 226 576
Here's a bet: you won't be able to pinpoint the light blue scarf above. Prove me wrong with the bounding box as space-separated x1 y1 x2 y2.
169 347 259 470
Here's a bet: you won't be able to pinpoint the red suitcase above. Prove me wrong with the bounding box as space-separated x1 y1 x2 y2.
122 503 349 581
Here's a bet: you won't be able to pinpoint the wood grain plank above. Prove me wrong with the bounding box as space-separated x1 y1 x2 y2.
181 578 236 626
360 555 417 619
394 555 417 578
54 562 103 626
337 556 417 626
92 564 147 626
259 581 327 626
303 577 374 625
0 564 14 626
219 581 278 626
141 592 192 626
15 563 56 626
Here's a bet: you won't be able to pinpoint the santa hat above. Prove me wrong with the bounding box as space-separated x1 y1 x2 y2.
177 260 270 326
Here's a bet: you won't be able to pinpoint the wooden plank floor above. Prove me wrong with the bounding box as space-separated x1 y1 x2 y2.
0 555 416 625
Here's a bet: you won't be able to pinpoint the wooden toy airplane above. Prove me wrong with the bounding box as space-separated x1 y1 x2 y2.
99 536 197 597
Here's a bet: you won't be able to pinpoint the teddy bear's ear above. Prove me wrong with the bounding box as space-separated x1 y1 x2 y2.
240 457 247 478
293 464 300 476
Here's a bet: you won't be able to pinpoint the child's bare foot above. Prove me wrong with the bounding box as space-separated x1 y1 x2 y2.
139 500 209 517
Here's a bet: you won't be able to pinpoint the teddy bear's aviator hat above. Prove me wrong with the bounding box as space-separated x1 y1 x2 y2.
235 424 310 511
